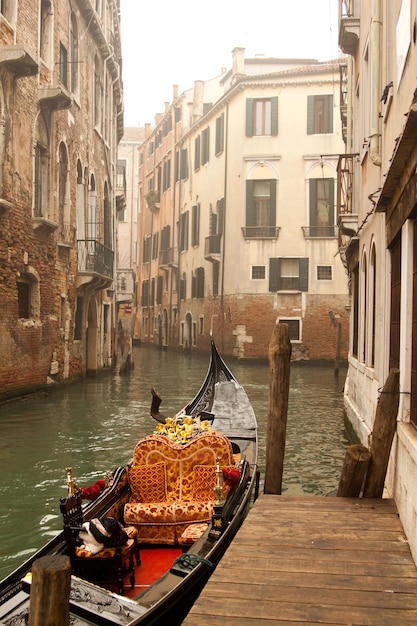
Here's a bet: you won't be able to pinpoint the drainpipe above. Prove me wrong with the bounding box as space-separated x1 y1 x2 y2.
369 0 382 166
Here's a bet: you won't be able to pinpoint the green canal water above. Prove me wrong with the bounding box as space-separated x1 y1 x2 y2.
0 346 349 579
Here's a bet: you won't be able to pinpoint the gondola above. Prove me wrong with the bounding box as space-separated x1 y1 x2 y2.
0 336 258 625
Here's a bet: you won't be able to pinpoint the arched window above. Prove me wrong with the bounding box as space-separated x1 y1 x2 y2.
370 244 377 367
58 142 69 233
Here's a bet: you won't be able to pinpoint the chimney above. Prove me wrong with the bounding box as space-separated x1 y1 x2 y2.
173 85 178 100
145 123 151 137
192 80 204 123
232 47 245 80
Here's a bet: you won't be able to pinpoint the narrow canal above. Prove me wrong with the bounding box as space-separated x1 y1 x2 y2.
0 346 349 580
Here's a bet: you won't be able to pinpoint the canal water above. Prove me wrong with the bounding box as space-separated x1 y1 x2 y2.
0 346 349 580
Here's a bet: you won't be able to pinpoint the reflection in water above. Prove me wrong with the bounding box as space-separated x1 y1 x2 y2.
0 347 349 579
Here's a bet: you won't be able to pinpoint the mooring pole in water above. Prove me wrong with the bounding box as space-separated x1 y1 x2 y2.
337 444 371 497
29 555 71 626
264 322 291 495
363 368 400 498
328 310 341 376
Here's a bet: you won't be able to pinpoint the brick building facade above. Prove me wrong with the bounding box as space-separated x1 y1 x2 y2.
0 1 123 402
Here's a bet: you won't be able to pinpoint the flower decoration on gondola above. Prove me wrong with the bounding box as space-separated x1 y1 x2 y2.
222 467 241 487
154 415 212 444
80 479 106 500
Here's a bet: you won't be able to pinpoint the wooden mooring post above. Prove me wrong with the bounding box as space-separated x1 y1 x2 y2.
363 368 400 498
29 555 71 626
264 322 291 495
337 444 371 497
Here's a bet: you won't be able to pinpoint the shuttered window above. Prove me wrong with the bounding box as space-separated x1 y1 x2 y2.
307 95 333 134
246 97 278 136
215 113 225 155
269 258 309 292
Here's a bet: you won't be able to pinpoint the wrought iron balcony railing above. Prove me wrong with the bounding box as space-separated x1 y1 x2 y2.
302 226 338 238
241 226 280 239
77 239 113 279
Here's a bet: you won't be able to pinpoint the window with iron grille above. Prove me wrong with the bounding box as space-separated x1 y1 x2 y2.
251 265 266 280
317 265 333 280
278 318 301 341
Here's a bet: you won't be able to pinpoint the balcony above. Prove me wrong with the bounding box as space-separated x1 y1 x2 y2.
338 2 359 56
241 226 280 240
302 226 338 238
337 154 359 236
77 239 113 281
58 223 76 247
0 45 38 77
38 85 71 111
204 234 222 263
159 247 178 269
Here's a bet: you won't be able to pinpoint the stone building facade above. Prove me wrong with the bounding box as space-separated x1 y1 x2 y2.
338 0 417 562
136 50 349 361
0 0 123 402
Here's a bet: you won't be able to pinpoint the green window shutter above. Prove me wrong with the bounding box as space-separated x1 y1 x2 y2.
325 95 333 133
245 98 254 137
328 178 335 224
307 95 314 135
299 258 309 292
246 180 254 226
269 179 277 226
269 258 280 292
218 198 224 235
271 96 278 136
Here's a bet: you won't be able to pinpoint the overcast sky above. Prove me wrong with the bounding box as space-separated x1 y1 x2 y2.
119 0 340 127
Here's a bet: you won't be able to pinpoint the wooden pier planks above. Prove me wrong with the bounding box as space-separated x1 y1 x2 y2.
183 495 417 625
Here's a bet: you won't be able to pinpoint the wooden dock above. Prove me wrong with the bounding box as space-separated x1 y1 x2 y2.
183 495 417 625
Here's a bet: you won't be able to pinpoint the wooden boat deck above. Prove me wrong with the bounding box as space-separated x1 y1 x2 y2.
183 495 417 625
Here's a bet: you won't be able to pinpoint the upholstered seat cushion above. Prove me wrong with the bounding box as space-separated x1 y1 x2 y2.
75 537 135 559
178 522 209 545
124 500 213 526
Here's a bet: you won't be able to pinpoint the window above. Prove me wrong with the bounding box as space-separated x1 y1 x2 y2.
58 142 69 240
307 95 333 134
180 148 188 180
215 113 225 155
94 55 102 128
163 159 171 191
152 233 159 260
34 143 48 218
59 43 68 87
40 0 52 64
317 265 332 280
180 273 186 300
74 296 83 340
278 318 301 341
245 180 277 238
213 263 219 297
201 127 210 164
179 211 189 252
1 0 15 23
142 236 151 262
70 14 79 95
156 276 163 304
199 315 204 335
191 204 200 247
246 97 278 136
269 258 309 292
251 265 266 280
141 280 149 306
194 136 200 171
17 269 40 320
309 178 335 236
17 280 31 318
